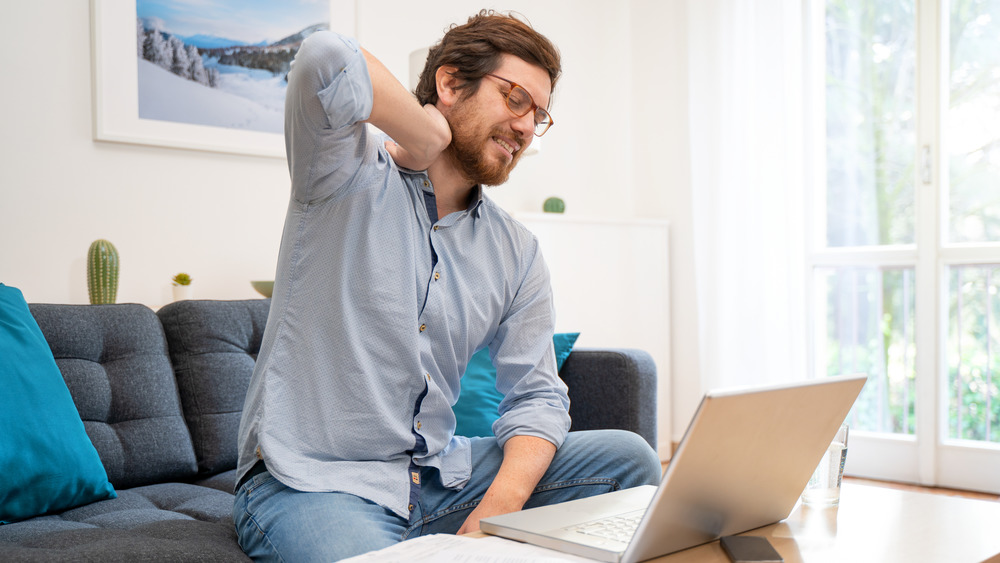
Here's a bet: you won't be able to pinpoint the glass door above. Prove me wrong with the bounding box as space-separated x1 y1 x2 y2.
808 0 1000 492
939 0 1000 492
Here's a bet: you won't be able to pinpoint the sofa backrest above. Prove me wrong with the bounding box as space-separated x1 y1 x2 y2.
157 299 269 476
29 303 198 489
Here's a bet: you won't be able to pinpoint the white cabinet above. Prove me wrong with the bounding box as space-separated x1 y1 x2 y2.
516 214 671 456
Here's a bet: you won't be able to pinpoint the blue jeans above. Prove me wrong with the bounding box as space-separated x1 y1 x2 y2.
233 429 661 562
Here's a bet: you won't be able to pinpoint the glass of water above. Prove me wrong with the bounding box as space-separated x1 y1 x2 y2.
801 424 849 506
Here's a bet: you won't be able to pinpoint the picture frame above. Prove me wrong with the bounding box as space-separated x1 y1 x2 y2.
89 0 353 158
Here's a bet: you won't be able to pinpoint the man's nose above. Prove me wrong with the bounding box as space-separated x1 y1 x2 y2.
511 111 534 140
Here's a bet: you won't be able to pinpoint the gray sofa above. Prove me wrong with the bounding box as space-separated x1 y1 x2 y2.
0 299 657 561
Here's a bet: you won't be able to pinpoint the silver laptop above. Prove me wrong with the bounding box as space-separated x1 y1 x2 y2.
481 374 867 562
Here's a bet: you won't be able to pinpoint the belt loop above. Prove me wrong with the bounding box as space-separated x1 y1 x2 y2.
235 459 268 492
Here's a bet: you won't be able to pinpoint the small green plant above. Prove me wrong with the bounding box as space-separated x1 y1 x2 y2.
87 239 119 305
543 196 566 214
172 272 192 286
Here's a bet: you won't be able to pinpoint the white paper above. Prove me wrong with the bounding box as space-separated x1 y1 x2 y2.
340 534 595 562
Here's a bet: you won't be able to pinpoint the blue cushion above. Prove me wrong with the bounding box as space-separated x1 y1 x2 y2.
0 284 116 523
453 333 579 437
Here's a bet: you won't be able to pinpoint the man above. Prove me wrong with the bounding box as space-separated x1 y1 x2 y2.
234 10 661 561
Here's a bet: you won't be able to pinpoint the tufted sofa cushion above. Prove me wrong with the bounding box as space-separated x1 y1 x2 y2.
0 483 246 561
28 304 198 489
157 299 269 477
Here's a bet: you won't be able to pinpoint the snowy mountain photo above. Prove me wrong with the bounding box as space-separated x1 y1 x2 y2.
135 0 328 134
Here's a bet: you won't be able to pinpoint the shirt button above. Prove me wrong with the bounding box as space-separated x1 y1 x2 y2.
433 225 439 231
423 180 430 188
255 446 262 459
409 503 415 511
419 324 426 332
425 373 431 381
434 272 441 281
416 421 422 430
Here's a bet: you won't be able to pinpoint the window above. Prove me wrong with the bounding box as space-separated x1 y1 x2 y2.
809 0 1000 492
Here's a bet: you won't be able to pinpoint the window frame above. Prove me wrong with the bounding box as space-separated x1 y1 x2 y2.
804 0 1000 493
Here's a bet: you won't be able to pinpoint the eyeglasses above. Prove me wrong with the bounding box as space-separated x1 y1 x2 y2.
485 74 554 137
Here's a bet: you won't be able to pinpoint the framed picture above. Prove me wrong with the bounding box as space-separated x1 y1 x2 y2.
90 0 349 158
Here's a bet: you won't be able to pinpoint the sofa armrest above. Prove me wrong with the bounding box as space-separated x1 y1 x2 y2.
559 348 658 452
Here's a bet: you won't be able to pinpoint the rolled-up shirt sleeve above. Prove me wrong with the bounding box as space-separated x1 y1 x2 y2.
489 240 572 449
285 30 374 204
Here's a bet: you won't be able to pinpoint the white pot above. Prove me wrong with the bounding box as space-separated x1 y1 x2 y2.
172 284 194 301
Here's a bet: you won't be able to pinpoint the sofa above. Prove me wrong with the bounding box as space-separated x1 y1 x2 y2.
0 297 657 561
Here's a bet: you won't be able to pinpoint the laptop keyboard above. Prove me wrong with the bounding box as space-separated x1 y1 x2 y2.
567 510 645 543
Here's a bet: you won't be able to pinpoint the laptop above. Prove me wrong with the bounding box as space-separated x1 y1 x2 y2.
480 374 867 562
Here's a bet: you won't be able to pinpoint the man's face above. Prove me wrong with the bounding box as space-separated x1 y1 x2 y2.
445 54 552 187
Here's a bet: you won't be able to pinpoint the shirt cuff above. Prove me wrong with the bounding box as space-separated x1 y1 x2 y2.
492 402 571 450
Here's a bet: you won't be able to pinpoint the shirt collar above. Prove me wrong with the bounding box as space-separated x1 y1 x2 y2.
469 185 485 218
407 169 485 219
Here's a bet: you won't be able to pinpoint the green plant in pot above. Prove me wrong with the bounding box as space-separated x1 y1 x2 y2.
172 272 193 301
87 239 119 305
543 196 565 214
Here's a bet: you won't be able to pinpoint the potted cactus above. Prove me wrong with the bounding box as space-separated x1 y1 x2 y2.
543 196 566 214
87 239 120 304
171 272 193 301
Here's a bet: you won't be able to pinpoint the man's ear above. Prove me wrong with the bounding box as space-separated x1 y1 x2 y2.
435 65 462 108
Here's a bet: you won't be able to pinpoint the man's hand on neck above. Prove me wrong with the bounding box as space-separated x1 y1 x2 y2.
363 48 451 171
382 104 451 172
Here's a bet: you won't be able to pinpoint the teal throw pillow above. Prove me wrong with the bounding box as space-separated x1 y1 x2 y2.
0 284 116 523
453 332 580 438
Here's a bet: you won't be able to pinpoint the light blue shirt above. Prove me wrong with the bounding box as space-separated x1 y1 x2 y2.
236 31 570 519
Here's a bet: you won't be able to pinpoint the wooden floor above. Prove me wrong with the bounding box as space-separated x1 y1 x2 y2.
658 461 999 502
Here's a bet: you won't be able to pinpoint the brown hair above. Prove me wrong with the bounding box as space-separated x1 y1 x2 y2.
414 10 561 107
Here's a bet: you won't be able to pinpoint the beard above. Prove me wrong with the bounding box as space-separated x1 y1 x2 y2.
445 102 525 187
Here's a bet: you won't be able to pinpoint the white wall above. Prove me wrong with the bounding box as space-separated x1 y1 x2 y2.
0 1 701 444
628 1 704 447
1 1 288 306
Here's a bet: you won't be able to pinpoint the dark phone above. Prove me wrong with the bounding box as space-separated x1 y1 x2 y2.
720 536 783 563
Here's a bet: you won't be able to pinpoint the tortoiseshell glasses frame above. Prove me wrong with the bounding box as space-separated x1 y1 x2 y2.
485 73 554 137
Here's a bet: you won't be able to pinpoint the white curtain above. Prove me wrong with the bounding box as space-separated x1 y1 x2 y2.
687 0 808 391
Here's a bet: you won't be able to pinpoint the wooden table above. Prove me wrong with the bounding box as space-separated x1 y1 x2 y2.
647 482 1000 562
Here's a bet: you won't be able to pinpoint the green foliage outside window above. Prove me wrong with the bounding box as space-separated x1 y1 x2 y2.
822 0 1000 443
